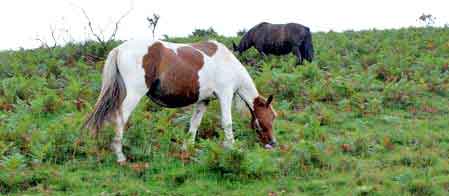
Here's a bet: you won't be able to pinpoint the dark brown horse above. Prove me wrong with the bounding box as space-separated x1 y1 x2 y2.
232 22 314 65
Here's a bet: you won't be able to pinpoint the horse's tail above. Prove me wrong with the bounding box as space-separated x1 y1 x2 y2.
301 27 314 62
82 48 127 135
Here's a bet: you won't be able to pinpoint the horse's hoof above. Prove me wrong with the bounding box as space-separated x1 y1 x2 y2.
223 141 235 149
117 159 127 166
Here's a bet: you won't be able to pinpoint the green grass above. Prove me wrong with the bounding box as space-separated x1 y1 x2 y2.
1 27 449 195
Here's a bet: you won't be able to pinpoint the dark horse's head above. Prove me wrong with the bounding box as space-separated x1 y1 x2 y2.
300 27 314 62
232 42 241 53
232 31 254 54
232 40 249 54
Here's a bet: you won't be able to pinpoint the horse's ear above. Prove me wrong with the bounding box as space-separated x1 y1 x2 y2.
266 95 274 107
232 41 238 51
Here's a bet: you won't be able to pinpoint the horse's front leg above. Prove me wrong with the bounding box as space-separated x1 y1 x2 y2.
258 50 267 58
218 89 235 148
255 44 268 58
188 101 208 143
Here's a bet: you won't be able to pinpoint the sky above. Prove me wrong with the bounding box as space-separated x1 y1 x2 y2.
0 0 448 50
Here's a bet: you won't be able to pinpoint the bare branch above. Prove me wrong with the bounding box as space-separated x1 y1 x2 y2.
71 2 133 49
49 25 58 48
78 6 105 45
146 14 160 39
34 36 54 54
35 38 50 49
110 6 133 40
418 13 436 27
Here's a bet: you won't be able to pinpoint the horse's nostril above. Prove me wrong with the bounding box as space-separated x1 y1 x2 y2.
269 140 277 147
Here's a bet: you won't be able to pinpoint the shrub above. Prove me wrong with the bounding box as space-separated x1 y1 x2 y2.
407 179 435 196
196 142 277 178
191 27 218 38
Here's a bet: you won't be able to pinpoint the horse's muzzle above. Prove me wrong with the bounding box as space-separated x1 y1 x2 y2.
264 140 277 149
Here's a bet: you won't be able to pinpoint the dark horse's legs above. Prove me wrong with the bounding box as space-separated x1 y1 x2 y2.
255 43 268 58
259 51 268 58
293 46 303 65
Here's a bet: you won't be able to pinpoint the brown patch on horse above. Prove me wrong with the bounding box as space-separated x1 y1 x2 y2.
142 42 163 88
176 46 204 68
142 42 205 107
252 96 276 145
190 42 218 57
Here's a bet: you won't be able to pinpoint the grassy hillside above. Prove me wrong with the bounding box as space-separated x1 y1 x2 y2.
1 27 449 195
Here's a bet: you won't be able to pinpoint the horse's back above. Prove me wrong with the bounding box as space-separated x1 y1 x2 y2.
143 41 205 107
111 39 242 108
286 23 309 34
250 23 292 54
113 39 156 96
250 23 309 53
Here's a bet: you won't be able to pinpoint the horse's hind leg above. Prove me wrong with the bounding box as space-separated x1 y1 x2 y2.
112 90 145 164
293 46 303 65
188 101 208 143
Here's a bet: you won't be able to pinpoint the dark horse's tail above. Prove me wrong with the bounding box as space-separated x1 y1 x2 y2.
300 27 314 62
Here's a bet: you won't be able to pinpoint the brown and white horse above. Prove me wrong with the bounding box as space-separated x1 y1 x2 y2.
83 40 277 164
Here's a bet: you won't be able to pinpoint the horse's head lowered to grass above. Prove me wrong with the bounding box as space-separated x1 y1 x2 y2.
251 95 277 149
84 39 279 163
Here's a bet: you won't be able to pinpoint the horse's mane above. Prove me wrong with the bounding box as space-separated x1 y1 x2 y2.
239 30 254 51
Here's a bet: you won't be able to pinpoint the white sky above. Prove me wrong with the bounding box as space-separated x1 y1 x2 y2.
0 0 448 50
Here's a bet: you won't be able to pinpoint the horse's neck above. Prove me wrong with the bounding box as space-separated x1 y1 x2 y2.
239 34 252 51
237 74 259 110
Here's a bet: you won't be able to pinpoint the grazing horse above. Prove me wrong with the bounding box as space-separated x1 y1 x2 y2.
232 22 314 65
83 40 278 164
